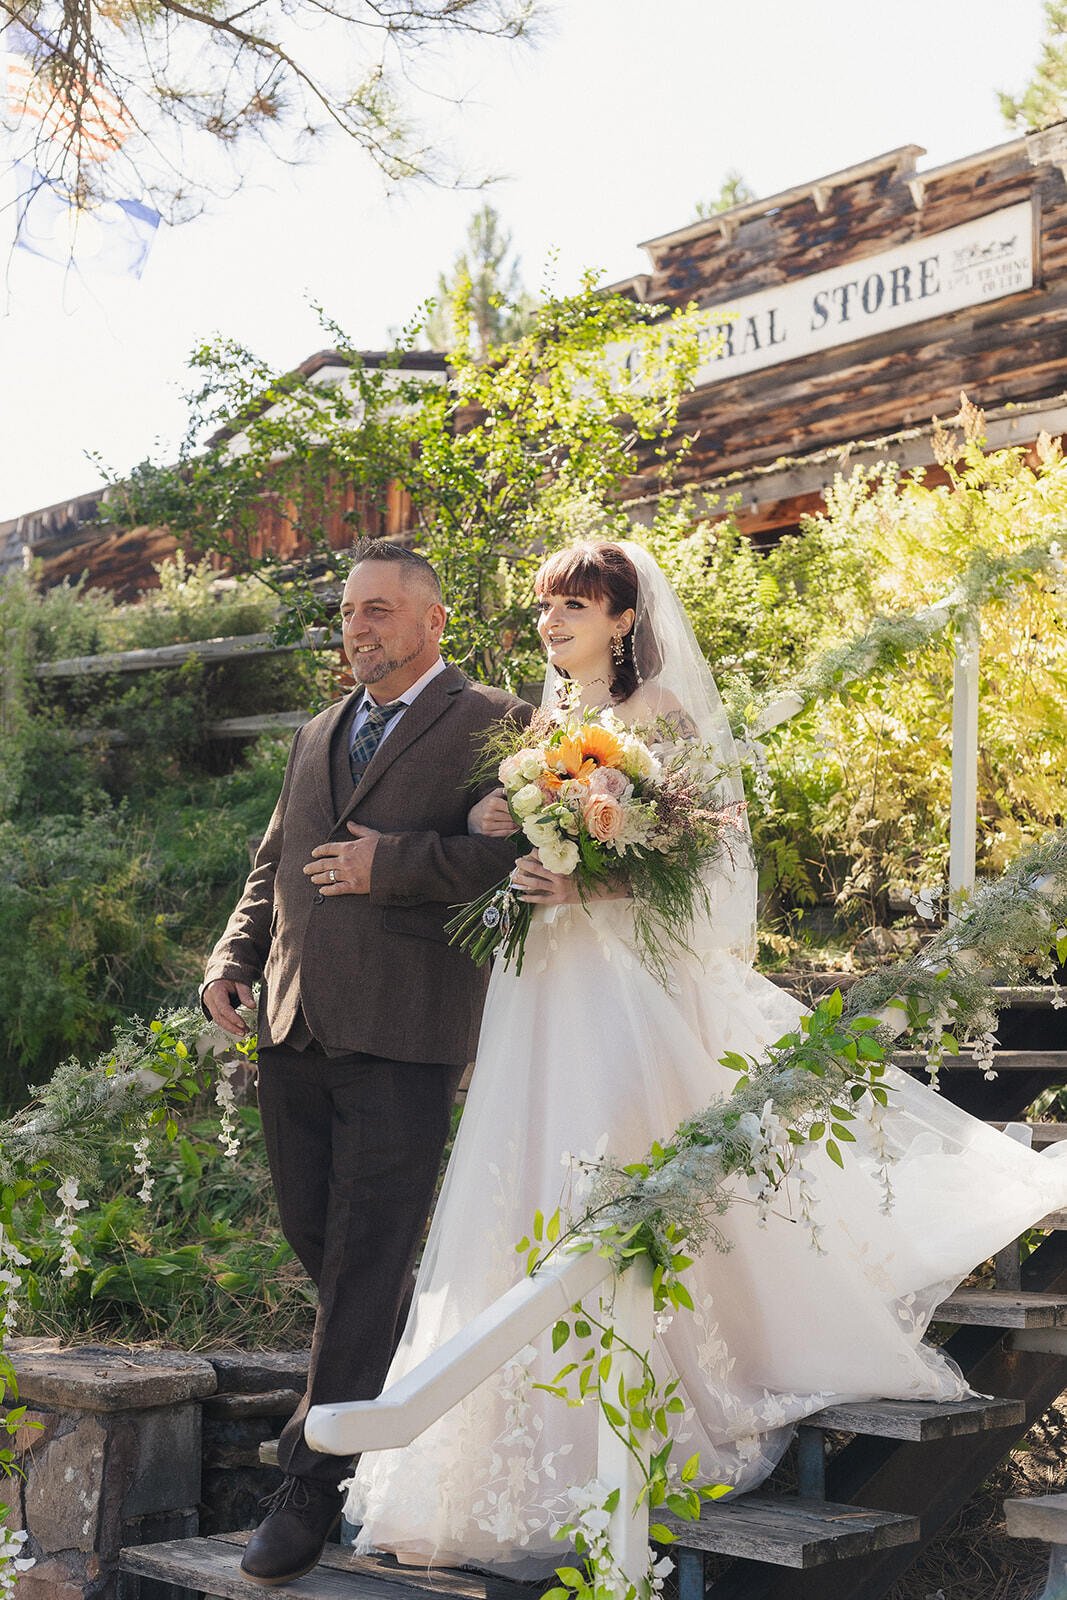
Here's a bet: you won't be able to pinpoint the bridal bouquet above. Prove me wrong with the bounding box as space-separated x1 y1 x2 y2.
447 704 747 981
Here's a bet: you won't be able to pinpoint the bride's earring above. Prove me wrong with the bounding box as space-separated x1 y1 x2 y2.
610 633 625 667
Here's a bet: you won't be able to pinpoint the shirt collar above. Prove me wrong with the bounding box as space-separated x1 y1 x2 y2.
358 654 447 713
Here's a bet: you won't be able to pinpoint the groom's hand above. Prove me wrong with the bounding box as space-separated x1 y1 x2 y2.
305 823 382 895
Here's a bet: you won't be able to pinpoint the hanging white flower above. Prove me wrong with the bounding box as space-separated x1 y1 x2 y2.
132 1132 155 1203
215 1058 242 1159
55 1176 90 1279
0 1525 35 1596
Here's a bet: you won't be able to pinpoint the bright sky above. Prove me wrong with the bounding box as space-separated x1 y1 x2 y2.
0 0 1049 523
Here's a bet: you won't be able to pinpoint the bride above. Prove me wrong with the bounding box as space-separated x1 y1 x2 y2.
345 538 1067 1577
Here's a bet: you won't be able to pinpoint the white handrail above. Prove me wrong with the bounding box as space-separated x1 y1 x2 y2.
949 616 980 904
305 1243 614 1456
750 585 980 909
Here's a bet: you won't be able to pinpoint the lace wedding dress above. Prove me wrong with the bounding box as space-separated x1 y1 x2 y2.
345 544 1067 1577
345 899 1067 1576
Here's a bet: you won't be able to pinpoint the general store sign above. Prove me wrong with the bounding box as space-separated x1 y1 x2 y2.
688 201 1034 386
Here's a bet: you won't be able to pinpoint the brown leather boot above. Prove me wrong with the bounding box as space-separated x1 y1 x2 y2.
239 1475 343 1586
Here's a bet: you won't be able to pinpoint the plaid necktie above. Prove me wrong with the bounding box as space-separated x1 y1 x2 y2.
349 698 405 784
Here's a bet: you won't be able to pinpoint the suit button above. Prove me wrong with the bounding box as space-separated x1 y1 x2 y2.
314 893 325 906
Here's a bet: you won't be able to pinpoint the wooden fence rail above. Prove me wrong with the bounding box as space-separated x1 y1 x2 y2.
33 629 340 679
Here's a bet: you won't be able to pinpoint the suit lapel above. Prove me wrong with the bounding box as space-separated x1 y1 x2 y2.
303 693 357 824
334 664 467 830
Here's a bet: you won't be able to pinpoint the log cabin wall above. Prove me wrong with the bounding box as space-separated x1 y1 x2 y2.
620 126 1067 525
10 133 1067 589
3 351 432 599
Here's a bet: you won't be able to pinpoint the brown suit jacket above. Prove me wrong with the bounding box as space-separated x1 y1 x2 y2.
203 664 532 1066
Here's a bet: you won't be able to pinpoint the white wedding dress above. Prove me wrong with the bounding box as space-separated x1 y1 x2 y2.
346 541 1067 1576
346 897 1067 1576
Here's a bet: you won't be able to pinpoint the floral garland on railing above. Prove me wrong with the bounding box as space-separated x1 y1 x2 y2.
720 540 1065 758
525 827 1067 1600
0 1007 254 1586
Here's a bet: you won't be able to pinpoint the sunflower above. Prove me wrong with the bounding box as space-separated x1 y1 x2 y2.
549 725 626 783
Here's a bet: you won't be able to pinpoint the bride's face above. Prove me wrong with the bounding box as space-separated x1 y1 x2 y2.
536 589 631 681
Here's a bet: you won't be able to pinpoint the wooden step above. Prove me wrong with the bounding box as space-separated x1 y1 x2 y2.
1004 1493 1067 1542
802 1395 1025 1441
260 1438 279 1467
1009 1327 1067 1357
212 1534 534 1596
895 1050 1067 1074
657 1494 919 1569
933 1289 1067 1328
122 1536 534 1600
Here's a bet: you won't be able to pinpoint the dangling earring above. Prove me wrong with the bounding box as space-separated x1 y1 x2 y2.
610 633 625 667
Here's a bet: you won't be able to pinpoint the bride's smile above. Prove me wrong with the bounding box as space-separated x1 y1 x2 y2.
536 590 632 687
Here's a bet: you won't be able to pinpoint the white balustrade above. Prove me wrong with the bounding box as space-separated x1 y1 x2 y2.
304 1242 655 1597
949 616 980 907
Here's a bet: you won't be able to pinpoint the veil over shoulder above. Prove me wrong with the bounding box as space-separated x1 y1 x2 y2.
345 541 1067 1579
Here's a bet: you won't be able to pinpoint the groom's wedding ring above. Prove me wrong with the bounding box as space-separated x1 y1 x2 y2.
329 868 337 883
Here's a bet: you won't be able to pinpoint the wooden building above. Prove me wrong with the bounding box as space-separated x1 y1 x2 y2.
0 352 441 600
5 124 1067 593
618 122 1067 540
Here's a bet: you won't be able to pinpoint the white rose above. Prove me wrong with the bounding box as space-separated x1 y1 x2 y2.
523 818 557 849
517 749 544 782
620 735 661 782
511 783 544 818
539 836 580 875
498 754 523 788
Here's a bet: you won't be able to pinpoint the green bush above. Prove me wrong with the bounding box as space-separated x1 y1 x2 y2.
0 742 289 1109
18 1106 317 1349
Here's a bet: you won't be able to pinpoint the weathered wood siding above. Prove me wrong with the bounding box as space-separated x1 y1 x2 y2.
623 135 1067 500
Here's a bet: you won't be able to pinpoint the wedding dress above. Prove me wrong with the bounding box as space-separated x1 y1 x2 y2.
345 547 1067 1578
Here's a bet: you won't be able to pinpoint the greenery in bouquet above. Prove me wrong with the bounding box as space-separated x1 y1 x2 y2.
446 702 748 983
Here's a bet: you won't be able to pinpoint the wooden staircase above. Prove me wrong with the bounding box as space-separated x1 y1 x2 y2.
119 986 1067 1600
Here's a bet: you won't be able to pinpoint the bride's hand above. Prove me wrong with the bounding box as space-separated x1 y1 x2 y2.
511 850 580 905
468 789 515 837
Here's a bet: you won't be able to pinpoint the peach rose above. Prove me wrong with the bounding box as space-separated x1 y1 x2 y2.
587 766 633 801
583 793 626 844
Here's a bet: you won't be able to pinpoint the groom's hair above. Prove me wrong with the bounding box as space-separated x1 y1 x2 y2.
349 538 443 603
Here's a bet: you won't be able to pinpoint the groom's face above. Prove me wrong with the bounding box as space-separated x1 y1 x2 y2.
340 560 447 700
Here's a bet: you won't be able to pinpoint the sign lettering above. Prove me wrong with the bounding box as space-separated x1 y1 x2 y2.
689 202 1033 387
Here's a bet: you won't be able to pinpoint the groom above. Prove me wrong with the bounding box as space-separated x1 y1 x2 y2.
202 539 530 1586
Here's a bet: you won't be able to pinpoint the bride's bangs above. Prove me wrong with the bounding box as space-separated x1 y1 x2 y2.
535 542 636 611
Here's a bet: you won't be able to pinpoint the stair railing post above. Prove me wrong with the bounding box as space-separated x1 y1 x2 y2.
949 614 980 911
597 1256 654 1599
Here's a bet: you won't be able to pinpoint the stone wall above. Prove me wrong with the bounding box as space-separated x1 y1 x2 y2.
4 1341 310 1600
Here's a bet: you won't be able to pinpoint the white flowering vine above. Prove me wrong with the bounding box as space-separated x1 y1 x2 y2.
55 1177 89 1279
214 1057 242 1159
0 1526 33 1595
0 1227 29 1339
132 1132 155 1204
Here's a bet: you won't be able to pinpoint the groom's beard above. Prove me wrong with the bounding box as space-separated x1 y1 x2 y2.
350 624 428 685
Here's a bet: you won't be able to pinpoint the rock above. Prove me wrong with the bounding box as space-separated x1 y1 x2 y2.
202 1388 301 1419
14 1409 58 1458
110 1405 202 1521
12 1554 87 1600
199 1350 309 1395
9 1345 217 1413
23 1412 107 1553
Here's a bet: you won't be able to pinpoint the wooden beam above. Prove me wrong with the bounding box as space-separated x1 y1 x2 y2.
34 629 339 679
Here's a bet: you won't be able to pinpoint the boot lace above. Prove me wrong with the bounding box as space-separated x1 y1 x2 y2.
258 1476 317 1516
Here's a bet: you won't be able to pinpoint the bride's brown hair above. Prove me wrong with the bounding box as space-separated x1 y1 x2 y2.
534 540 659 701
